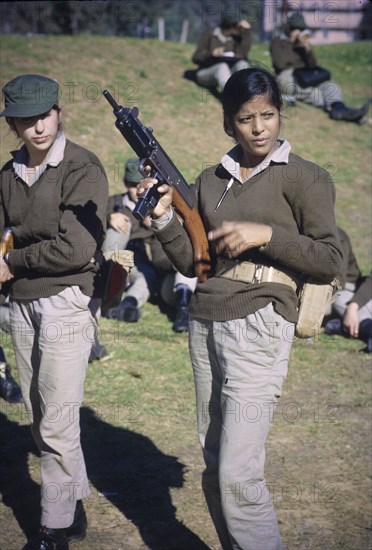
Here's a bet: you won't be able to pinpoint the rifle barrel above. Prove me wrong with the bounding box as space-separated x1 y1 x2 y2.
103 89 119 111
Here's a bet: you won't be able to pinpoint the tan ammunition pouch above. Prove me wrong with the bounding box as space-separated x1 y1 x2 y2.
295 277 341 338
215 259 341 339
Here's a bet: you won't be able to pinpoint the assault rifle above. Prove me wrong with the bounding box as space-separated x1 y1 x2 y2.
103 89 211 282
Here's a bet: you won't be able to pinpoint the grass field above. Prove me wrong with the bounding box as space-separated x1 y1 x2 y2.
0 35 371 550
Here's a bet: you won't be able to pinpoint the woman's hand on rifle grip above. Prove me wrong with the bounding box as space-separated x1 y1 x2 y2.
137 165 173 219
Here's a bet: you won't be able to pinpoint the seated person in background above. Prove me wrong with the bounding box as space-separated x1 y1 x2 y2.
270 12 369 123
102 158 196 332
191 16 251 93
324 227 371 352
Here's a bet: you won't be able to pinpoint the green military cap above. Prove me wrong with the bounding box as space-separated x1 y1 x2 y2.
0 74 59 118
124 158 142 187
287 12 307 30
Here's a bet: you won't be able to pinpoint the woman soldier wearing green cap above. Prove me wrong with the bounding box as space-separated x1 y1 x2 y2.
0 74 109 549
270 13 369 123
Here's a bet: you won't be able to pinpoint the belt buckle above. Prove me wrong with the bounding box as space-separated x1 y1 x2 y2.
253 264 264 284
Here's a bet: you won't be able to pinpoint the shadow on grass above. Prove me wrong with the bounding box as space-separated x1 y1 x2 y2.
0 411 41 539
81 406 209 550
0 407 209 549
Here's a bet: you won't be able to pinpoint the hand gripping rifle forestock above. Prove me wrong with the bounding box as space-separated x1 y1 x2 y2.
0 228 13 258
103 90 211 282
0 227 14 292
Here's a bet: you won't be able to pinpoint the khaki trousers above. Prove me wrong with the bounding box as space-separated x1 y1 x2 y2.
10 286 94 528
277 67 343 110
189 303 294 550
196 59 250 92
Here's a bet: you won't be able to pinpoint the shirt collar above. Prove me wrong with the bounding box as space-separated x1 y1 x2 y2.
12 131 66 186
220 139 291 183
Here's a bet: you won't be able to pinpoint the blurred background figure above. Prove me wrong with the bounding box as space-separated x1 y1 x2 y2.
102 158 196 332
191 15 252 94
270 13 370 123
324 227 372 352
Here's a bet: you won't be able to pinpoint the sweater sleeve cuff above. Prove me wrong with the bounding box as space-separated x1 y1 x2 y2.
152 211 184 245
259 225 273 252
7 249 24 270
151 208 174 231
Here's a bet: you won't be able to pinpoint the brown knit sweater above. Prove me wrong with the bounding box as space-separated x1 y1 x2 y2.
270 33 317 75
0 139 108 300
154 146 343 323
352 276 371 309
336 227 362 287
192 26 252 67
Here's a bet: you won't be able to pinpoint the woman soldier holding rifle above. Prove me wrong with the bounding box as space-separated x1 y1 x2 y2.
138 67 342 549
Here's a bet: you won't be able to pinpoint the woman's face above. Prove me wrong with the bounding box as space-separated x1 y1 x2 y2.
13 108 60 165
227 94 281 165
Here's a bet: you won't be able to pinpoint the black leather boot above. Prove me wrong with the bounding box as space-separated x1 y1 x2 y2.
103 296 140 323
23 500 87 549
329 101 370 123
324 318 342 336
359 319 372 353
172 286 192 333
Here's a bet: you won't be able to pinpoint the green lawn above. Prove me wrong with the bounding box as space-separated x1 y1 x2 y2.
0 35 371 550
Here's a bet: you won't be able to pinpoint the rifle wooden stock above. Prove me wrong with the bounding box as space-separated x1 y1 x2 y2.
0 228 14 292
0 228 13 257
171 191 211 282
